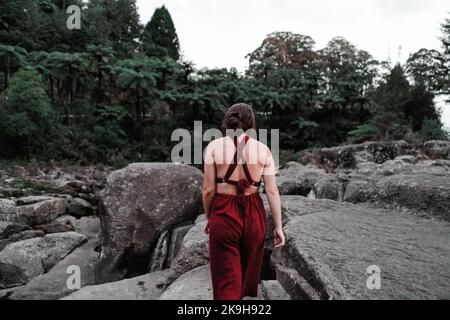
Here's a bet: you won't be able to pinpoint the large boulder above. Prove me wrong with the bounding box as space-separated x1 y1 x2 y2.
343 174 450 221
7 240 99 300
165 215 209 286
61 270 169 300
272 196 450 299
277 163 327 196
95 163 203 283
0 232 87 288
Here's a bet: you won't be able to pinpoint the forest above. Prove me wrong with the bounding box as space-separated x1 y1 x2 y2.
0 0 449 166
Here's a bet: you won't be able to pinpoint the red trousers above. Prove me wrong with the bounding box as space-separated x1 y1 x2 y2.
208 192 267 300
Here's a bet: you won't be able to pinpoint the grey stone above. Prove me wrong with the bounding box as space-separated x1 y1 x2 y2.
61 270 169 300
260 280 291 300
159 265 213 300
0 232 87 288
423 140 450 159
0 221 29 239
272 195 450 300
8 240 99 300
165 215 209 286
0 197 67 226
277 163 327 196
344 174 450 221
0 230 45 251
67 198 94 218
166 224 194 267
96 163 203 283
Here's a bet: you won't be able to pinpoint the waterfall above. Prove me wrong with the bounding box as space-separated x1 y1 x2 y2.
148 230 170 272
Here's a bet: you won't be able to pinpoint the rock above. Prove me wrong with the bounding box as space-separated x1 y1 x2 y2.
8 240 99 300
15 196 54 206
67 198 94 218
166 224 194 268
260 280 291 300
344 174 450 221
272 196 450 299
0 232 87 288
316 141 414 170
159 265 213 300
423 140 450 159
74 216 100 239
34 220 74 234
277 163 327 196
61 270 169 300
165 215 209 286
96 163 202 283
0 221 29 239
313 175 340 200
0 262 29 289
0 230 45 251
0 197 67 226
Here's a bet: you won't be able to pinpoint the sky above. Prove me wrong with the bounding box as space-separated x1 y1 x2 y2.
136 0 450 129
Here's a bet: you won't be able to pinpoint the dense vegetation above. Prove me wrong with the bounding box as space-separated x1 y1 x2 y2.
0 1 449 166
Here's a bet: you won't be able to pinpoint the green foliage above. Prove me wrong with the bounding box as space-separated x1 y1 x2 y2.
142 5 180 61
1 69 57 157
418 119 448 141
0 4 447 163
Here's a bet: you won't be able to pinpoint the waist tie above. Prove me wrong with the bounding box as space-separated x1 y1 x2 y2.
236 179 251 208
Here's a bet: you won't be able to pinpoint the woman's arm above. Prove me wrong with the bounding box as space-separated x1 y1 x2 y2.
262 149 285 248
203 143 216 234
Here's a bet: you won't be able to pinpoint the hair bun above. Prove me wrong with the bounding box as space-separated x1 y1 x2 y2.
229 115 240 129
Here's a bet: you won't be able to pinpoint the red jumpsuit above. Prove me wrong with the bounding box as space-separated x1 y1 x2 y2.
208 135 267 300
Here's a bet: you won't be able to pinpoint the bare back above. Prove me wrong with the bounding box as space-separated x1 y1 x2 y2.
205 134 276 196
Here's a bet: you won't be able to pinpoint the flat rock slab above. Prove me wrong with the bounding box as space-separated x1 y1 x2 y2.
8 240 99 300
273 196 450 300
61 270 169 300
0 232 87 288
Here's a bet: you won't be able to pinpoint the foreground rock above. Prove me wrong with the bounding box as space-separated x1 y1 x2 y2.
0 232 87 288
96 163 203 283
272 196 450 299
165 215 209 286
159 265 213 300
7 240 99 300
61 270 169 300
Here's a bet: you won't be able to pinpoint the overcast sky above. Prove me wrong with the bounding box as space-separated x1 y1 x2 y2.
136 0 450 128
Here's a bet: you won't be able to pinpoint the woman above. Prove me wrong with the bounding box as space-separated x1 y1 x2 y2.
203 103 285 300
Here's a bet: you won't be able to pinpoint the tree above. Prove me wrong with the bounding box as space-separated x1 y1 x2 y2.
440 13 450 98
0 45 28 90
246 32 317 79
142 5 180 61
0 69 56 157
114 57 158 122
406 48 445 93
87 0 142 57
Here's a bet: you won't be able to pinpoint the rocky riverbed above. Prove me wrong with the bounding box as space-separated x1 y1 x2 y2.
1 140 450 300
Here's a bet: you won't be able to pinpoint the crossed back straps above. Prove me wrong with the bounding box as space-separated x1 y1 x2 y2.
215 135 262 189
